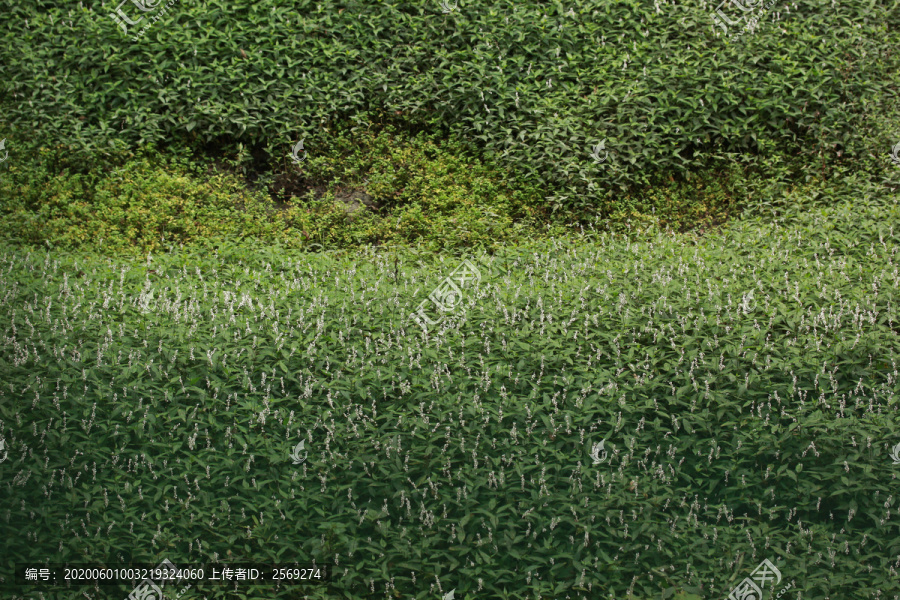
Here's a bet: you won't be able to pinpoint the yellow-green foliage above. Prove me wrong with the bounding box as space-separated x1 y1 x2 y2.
2 124 831 256
0 128 555 255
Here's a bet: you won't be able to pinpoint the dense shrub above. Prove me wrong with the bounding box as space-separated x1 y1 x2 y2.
1 0 899 215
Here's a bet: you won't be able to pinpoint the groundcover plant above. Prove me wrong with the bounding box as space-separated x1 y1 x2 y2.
1 193 899 600
2 0 900 597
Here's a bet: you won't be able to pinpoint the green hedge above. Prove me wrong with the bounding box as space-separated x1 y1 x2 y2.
1 193 898 599
1 0 899 214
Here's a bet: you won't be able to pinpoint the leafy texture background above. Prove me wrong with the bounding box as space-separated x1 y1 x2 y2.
1 0 898 215
1 194 898 599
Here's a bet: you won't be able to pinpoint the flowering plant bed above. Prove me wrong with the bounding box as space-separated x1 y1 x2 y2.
1 193 898 599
